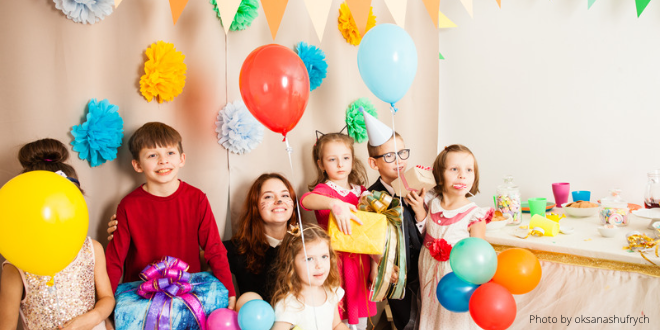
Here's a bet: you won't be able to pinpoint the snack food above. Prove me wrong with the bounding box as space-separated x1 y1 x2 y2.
565 200 598 208
492 210 508 222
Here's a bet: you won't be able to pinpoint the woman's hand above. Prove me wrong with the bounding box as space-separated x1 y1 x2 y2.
330 200 361 235
406 188 427 222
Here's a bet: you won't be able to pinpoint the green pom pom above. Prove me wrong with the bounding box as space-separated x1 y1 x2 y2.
210 0 259 32
346 98 377 144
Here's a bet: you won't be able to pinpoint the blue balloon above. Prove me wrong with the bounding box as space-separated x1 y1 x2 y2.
437 272 480 313
357 24 418 107
237 300 275 330
449 237 497 285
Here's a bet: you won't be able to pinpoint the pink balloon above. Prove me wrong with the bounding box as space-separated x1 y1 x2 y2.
207 308 240 330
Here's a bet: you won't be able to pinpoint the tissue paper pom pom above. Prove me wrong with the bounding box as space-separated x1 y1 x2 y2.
53 0 113 24
139 41 187 103
346 98 377 144
338 3 376 46
295 42 327 92
71 99 124 167
210 0 259 31
216 100 264 154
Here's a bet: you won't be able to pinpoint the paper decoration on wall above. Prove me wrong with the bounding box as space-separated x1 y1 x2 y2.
303 0 332 42
439 52 444 60
588 0 596 9
636 0 651 17
262 0 289 39
422 0 440 27
460 0 474 18
438 11 457 28
53 0 114 24
338 3 376 46
139 41 187 103
346 0 372 38
384 0 407 28
295 42 328 91
495 0 501 8
210 0 241 33
216 100 264 154
71 99 124 167
169 0 189 25
346 99 377 144
115 0 123 8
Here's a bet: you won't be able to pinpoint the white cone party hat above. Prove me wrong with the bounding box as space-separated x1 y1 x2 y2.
361 107 394 147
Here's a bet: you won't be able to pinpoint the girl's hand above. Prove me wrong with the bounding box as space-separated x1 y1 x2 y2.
390 265 399 283
227 296 236 310
104 318 115 330
107 214 117 241
330 200 361 235
57 315 90 330
406 188 427 222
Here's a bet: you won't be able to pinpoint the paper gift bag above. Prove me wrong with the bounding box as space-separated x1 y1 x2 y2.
390 165 436 198
328 210 387 255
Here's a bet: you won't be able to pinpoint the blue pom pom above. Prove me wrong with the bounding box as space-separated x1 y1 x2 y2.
216 100 264 154
71 99 124 167
295 42 328 91
54 0 114 24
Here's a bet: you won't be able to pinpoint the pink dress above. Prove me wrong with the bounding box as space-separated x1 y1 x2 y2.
301 182 377 324
418 192 493 329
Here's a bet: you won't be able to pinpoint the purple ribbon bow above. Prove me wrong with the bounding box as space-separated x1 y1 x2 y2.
137 257 207 330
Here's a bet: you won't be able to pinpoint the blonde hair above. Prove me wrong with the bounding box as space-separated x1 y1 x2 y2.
431 144 480 198
270 224 341 306
308 133 367 190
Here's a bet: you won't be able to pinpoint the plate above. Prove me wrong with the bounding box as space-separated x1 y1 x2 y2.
632 209 660 219
521 201 556 213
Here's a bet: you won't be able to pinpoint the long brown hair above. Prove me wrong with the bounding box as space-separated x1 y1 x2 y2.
431 144 479 198
308 133 367 190
270 224 341 306
231 173 298 274
18 138 83 192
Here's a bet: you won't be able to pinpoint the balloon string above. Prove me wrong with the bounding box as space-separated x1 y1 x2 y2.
48 282 64 327
389 106 406 272
284 137 320 330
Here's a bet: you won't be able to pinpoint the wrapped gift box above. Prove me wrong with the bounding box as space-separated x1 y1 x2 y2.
390 165 435 198
328 210 387 255
114 271 228 330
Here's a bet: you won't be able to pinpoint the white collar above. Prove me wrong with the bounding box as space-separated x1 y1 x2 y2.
325 181 361 197
264 234 282 248
432 201 475 217
379 178 395 196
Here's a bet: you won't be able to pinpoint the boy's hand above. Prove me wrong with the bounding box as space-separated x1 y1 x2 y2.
406 188 427 222
227 296 236 310
107 214 117 241
330 201 361 235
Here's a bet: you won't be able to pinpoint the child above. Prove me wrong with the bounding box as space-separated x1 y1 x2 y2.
366 131 426 330
271 224 349 330
418 144 492 329
104 122 236 308
0 138 114 330
300 133 375 330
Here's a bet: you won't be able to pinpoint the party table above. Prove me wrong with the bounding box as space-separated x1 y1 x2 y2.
484 210 659 330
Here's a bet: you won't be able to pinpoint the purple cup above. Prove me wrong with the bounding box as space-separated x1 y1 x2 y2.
552 183 570 208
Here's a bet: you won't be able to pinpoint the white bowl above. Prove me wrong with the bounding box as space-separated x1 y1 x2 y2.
486 214 510 231
562 203 599 217
597 226 618 238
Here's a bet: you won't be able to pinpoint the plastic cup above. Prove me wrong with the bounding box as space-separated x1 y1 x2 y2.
529 214 560 236
571 191 591 202
552 183 570 208
528 198 547 218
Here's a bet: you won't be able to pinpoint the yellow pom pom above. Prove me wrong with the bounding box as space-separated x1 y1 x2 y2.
338 3 376 46
139 41 187 103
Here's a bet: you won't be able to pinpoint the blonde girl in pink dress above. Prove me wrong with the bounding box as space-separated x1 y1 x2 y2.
301 133 376 330
418 145 493 329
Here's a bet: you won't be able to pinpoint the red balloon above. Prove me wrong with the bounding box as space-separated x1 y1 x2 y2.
469 282 516 330
239 44 310 138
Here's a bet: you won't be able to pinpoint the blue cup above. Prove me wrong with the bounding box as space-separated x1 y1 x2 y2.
572 191 591 202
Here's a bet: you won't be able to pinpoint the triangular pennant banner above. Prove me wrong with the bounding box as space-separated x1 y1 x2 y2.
303 0 332 42
217 0 242 34
460 0 474 18
495 0 501 8
169 0 189 25
422 0 440 27
588 0 596 9
346 0 372 38
115 0 123 8
439 52 444 60
262 0 289 39
438 10 457 28
636 0 651 17
384 0 408 28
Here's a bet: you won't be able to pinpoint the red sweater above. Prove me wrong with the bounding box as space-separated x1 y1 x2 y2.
105 181 235 296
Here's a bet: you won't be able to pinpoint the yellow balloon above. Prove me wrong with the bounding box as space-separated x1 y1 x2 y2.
0 171 88 276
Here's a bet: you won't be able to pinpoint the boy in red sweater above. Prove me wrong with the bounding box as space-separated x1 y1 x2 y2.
105 122 236 309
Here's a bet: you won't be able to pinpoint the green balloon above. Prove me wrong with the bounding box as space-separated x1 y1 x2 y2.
449 237 497 284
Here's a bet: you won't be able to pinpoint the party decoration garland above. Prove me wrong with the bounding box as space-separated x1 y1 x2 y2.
338 2 376 46
210 0 259 31
345 98 377 143
71 99 124 167
216 100 264 154
139 41 187 103
53 0 113 24
295 42 327 91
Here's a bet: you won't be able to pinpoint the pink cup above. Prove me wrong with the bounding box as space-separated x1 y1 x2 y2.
552 182 570 208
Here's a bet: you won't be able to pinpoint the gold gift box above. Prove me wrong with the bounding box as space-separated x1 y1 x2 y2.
328 210 387 255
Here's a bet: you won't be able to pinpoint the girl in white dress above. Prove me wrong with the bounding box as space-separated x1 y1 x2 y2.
418 145 493 329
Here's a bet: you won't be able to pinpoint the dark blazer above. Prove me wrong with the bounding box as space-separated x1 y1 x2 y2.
369 178 423 330
224 240 279 304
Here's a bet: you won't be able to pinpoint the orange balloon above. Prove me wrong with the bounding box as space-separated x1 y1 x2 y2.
236 292 263 312
492 248 542 295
